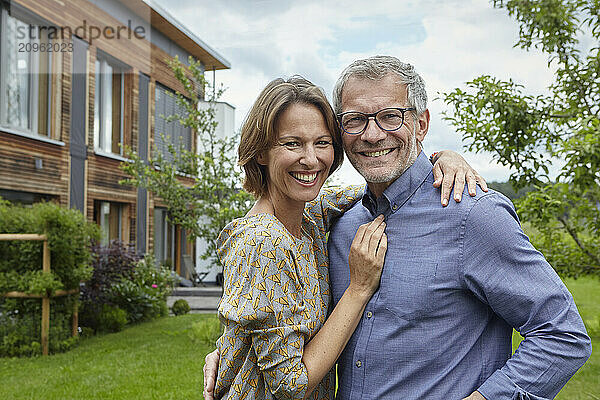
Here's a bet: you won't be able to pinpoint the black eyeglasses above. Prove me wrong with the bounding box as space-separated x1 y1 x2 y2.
338 107 415 135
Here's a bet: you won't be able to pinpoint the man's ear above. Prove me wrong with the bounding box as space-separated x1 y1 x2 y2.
415 109 430 142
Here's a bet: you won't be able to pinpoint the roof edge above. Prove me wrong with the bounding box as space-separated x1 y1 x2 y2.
139 0 230 70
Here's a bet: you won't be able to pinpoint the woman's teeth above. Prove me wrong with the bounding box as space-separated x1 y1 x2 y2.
290 172 318 183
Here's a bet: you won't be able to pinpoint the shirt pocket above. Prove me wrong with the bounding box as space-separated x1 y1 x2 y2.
381 260 438 321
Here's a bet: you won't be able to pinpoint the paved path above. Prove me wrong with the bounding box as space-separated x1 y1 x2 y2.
167 285 222 314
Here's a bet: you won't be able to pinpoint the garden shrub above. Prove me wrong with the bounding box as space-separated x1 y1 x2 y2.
110 280 162 323
79 241 140 331
0 292 81 356
132 254 174 300
172 299 190 316
80 246 174 331
0 199 99 357
110 254 174 323
97 305 128 333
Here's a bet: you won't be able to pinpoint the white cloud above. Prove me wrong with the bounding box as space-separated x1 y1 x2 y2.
154 0 557 184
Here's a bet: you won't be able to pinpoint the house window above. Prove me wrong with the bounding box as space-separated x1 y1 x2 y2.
154 207 176 268
94 53 126 155
0 8 52 137
94 200 123 245
154 83 191 163
0 189 55 205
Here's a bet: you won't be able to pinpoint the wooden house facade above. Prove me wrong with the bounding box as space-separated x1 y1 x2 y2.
0 0 230 277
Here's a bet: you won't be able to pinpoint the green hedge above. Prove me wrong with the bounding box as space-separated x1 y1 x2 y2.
0 199 100 357
171 299 190 316
79 245 175 333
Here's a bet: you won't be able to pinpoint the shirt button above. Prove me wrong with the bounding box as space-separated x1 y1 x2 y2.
392 204 398 211
366 311 373 318
355 360 362 368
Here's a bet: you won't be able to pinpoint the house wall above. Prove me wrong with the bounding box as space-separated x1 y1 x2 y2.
0 0 217 277
0 29 72 208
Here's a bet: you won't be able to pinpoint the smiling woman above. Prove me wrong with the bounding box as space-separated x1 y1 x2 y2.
238 77 344 203
257 103 336 219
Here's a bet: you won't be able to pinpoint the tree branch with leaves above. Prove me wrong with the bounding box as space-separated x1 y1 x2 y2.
441 0 599 277
120 56 253 270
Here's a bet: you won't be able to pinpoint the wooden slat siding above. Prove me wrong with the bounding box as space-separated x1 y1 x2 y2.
61 41 72 147
14 0 151 75
87 46 93 151
86 193 95 222
128 201 137 244
60 46 72 209
87 46 97 153
0 39 72 208
0 133 68 203
50 42 64 141
86 154 136 199
130 69 140 153
122 72 133 152
150 42 190 95
126 72 139 246
14 0 194 95
61 44 73 210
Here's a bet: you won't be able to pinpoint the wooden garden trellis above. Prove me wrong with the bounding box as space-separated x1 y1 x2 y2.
0 234 78 356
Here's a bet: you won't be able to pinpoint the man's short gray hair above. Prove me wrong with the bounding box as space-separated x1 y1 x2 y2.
332 55 428 117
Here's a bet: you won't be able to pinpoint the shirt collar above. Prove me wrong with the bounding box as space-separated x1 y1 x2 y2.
361 151 432 216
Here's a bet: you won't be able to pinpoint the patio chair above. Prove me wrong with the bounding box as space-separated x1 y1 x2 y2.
182 255 209 287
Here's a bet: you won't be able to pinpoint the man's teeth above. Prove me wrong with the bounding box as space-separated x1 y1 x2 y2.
362 149 393 157
291 172 318 183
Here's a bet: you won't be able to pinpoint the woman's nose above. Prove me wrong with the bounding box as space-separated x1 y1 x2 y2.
299 145 318 167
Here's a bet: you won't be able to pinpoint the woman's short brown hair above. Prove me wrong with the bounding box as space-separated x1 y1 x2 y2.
239 76 344 198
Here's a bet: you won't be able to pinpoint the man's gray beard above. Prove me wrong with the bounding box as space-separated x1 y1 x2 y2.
355 127 419 184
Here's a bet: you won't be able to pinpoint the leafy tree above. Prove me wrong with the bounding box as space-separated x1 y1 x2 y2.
120 56 253 269
442 0 599 277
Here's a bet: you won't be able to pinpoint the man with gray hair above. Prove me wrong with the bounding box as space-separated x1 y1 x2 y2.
326 55 590 399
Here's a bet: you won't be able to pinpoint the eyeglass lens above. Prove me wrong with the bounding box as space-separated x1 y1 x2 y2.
341 108 406 134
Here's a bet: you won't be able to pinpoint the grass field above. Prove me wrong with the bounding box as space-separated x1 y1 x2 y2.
0 277 598 400
0 314 219 400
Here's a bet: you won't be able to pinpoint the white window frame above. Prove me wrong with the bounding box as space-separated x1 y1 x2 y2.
0 7 52 137
94 52 126 155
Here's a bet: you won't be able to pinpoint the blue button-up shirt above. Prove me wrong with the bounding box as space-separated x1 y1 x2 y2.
328 151 591 400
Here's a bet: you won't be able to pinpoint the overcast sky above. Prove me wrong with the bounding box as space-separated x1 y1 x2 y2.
153 0 555 186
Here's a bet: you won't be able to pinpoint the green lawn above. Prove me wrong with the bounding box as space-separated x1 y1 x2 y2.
1 277 598 400
0 314 218 400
